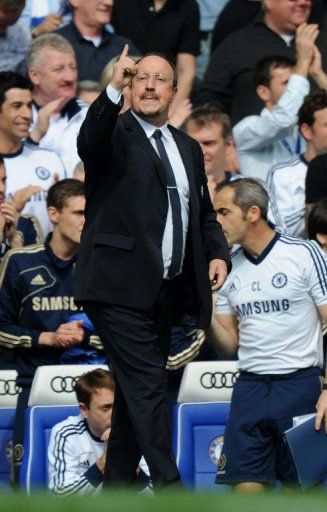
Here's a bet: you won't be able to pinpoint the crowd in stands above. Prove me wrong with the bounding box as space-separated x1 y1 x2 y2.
0 0 327 494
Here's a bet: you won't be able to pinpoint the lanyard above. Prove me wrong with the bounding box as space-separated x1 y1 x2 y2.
281 133 302 156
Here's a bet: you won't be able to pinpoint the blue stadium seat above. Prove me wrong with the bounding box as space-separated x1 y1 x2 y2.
20 405 79 494
19 364 108 494
173 361 239 492
174 402 231 492
0 370 20 490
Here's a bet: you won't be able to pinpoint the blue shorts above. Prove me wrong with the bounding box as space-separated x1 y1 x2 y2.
215 367 322 485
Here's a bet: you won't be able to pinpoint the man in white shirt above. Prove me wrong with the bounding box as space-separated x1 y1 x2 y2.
268 89 327 238
233 23 321 181
0 71 66 237
27 33 88 176
208 178 327 492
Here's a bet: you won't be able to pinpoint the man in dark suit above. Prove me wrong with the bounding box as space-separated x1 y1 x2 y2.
75 45 230 489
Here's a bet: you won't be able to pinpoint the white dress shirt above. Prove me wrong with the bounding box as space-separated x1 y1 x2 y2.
106 84 190 278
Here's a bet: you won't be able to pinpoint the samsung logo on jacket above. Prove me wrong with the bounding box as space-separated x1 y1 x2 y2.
32 296 78 311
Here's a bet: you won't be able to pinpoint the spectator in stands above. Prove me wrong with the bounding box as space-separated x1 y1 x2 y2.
268 90 327 238
194 0 228 81
77 81 101 105
48 368 150 495
211 0 327 53
0 179 101 482
185 106 239 201
200 0 327 125
0 0 31 74
233 23 323 181
0 156 41 259
0 71 66 238
27 34 88 176
307 198 327 252
210 0 262 54
56 0 139 82
111 0 200 115
21 0 72 36
208 178 327 492
306 153 327 213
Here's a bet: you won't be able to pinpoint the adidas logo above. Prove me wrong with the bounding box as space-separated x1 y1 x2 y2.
31 274 46 286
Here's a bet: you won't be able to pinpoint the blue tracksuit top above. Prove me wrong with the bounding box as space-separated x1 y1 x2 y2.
0 233 100 383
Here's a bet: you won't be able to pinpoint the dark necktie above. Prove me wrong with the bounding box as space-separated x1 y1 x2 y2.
153 129 183 278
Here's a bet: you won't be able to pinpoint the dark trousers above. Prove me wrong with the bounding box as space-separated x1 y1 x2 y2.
83 281 182 489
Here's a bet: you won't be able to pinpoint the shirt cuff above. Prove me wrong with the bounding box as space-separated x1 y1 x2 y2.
84 463 103 488
106 84 123 105
32 331 46 348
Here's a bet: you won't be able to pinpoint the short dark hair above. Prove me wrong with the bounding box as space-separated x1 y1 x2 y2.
136 53 178 87
254 55 294 88
307 199 327 242
185 105 232 140
0 71 32 109
74 369 115 409
0 0 25 11
46 179 84 210
298 90 327 128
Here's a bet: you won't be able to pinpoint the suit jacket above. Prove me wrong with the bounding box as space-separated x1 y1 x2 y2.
74 91 230 328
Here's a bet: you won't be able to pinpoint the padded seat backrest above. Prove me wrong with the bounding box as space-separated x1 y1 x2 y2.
20 405 79 494
0 370 20 488
28 364 108 406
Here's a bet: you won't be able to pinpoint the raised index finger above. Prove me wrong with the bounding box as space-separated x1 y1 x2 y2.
120 44 129 60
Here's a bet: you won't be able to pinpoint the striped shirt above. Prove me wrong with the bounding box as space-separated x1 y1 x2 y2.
48 415 104 496
267 155 307 238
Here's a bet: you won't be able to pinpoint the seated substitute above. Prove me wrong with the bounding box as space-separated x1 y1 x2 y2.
48 368 150 496
48 368 115 496
0 179 102 482
207 178 327 492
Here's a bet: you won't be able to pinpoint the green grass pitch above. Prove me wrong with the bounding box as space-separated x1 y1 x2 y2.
1 490 327 512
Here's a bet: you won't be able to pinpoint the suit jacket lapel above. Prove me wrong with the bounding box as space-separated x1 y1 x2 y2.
121 111 167 189
169 126 198 202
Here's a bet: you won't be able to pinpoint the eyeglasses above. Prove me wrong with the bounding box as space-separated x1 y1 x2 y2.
133 72 173 85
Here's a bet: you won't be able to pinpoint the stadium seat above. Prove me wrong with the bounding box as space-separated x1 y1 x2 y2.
20 364 108 494
173 361 239 492
20 405 79 494
0 370 20 490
